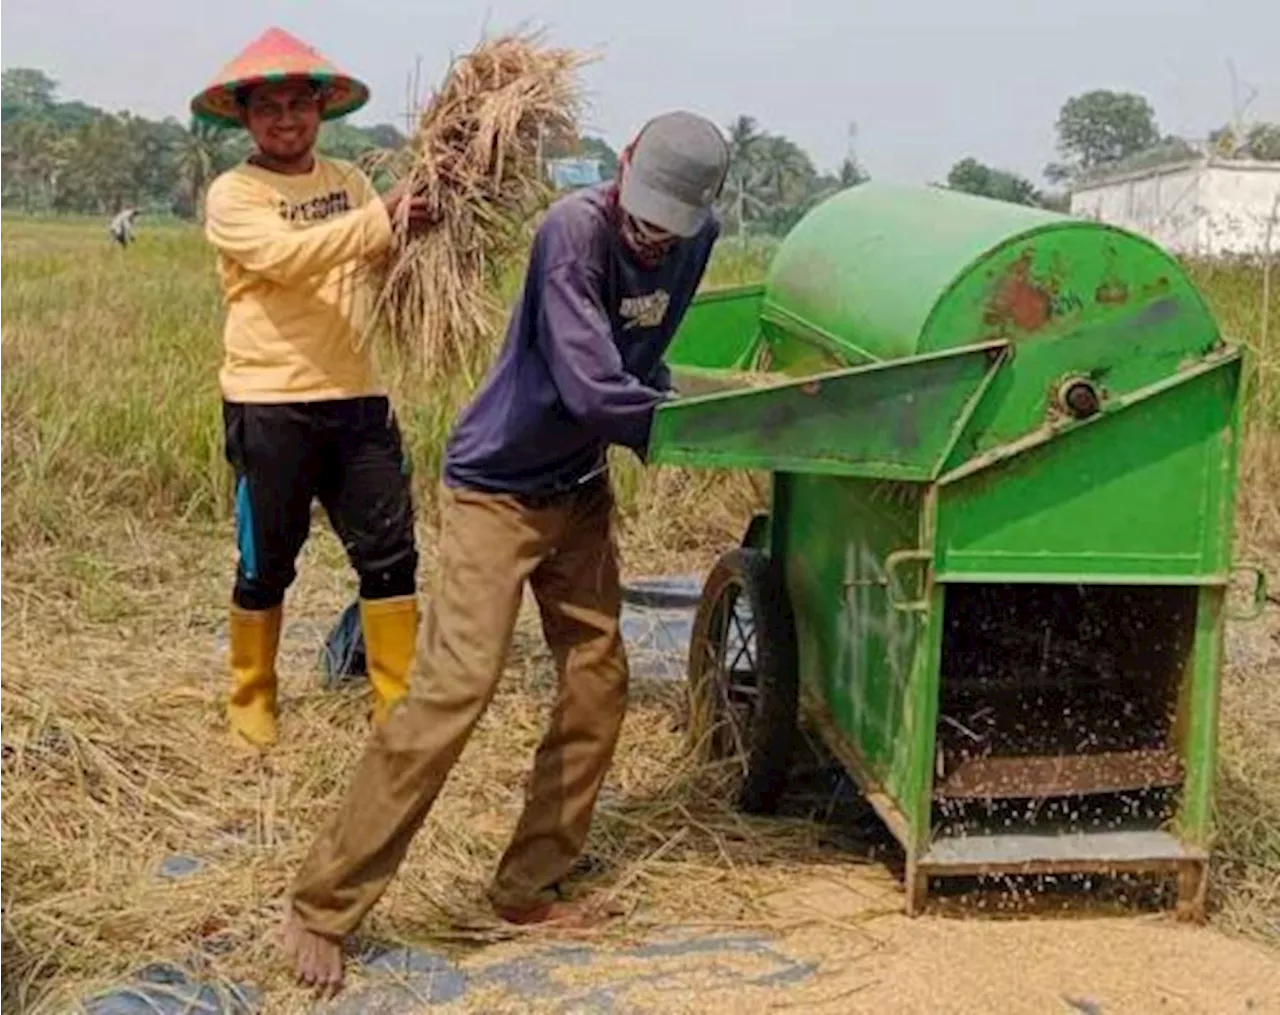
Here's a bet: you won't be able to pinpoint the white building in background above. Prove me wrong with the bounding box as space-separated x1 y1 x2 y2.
1069 158 1280 257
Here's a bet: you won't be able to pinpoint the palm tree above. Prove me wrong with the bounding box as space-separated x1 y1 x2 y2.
59 116 137 213
175 119 235 221
725 115 761 163
720 115 772 240
758 135 815 208
39 134 72 209
839 156 868 188
6 119 64 209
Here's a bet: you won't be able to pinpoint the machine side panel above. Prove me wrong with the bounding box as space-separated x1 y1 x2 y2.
780 473 928 793
936 357 1242 581
664 283 765 371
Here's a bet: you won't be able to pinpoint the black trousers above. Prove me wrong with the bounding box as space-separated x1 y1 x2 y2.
223 397 418 611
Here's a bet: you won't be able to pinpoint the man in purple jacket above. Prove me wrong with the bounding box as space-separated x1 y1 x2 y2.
283 111 729 990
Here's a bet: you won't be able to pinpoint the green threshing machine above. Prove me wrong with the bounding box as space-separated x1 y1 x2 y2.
653 182 1266 917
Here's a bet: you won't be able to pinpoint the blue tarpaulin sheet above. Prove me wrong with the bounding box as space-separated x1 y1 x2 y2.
321 575 702 687
547 157 603 190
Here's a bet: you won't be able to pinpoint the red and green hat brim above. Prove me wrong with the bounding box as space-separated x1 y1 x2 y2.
189 27 370 128
191 72 369 127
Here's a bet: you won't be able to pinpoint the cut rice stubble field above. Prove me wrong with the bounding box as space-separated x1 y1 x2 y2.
1 217 1277 1013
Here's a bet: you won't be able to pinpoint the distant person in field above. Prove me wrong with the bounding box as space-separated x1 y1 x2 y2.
190 27 434 749
282 111 730 992
109 207 138 247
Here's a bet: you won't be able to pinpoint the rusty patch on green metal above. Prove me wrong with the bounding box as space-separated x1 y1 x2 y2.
983 251 1053 335
1095 280 1129 305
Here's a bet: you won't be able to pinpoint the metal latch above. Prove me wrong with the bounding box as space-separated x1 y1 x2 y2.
842 548 933 613
1227 564 1270 622
884 549 933 613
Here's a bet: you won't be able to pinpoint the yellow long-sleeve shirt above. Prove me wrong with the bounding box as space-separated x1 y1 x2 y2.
205 157 393 402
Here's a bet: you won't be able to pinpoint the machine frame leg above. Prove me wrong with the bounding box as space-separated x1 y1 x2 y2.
905 861 929 915
1176 860 1208 923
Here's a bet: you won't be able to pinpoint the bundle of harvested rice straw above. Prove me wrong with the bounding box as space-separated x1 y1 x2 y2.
364 30 596 383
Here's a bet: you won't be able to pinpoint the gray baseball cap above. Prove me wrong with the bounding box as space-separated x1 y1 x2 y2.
619 111 729 238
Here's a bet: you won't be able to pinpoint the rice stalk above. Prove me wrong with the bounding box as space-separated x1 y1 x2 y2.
362 28 596 386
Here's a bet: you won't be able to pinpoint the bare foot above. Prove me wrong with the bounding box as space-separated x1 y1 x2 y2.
281 908 345 995
494 896 626 929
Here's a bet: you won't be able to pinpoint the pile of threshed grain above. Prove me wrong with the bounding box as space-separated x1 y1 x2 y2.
364 30 595 384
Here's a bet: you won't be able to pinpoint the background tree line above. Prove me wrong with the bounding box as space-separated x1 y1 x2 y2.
0 67 410 218
0 66 872 233
3 66 1278 229
948 89 1280 209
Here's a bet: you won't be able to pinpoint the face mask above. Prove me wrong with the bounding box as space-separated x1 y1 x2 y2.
620 210 678 267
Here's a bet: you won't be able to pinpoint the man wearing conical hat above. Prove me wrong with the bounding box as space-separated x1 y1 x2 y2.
193 28 434 749
283 110 730 991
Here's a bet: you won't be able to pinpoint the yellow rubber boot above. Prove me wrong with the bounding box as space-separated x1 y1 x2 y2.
226 604 282 747
359 596 418 725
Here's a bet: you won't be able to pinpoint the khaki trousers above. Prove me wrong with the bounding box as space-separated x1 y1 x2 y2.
290 479 628 938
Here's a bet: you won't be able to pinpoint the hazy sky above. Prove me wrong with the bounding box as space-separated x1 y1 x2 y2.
4 0 1279 184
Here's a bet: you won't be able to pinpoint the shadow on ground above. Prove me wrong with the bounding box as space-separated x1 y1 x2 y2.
0 931 28 1008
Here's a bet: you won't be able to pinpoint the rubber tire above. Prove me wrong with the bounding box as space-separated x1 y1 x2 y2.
688 547 799 814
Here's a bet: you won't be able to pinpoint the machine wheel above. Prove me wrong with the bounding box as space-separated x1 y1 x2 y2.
688 548 799 814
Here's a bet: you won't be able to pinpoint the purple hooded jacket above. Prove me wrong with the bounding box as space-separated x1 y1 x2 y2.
443 183 719 496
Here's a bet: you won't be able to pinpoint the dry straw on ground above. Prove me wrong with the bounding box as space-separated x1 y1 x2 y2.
2 179 1277 1013
0 525 885 1013
363 29 595 384
4 504 1277 1013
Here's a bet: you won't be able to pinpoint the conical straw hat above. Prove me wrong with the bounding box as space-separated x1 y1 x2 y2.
191 27 369 127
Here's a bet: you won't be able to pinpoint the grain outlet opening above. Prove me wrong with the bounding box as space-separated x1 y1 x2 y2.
931 583 1198 840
